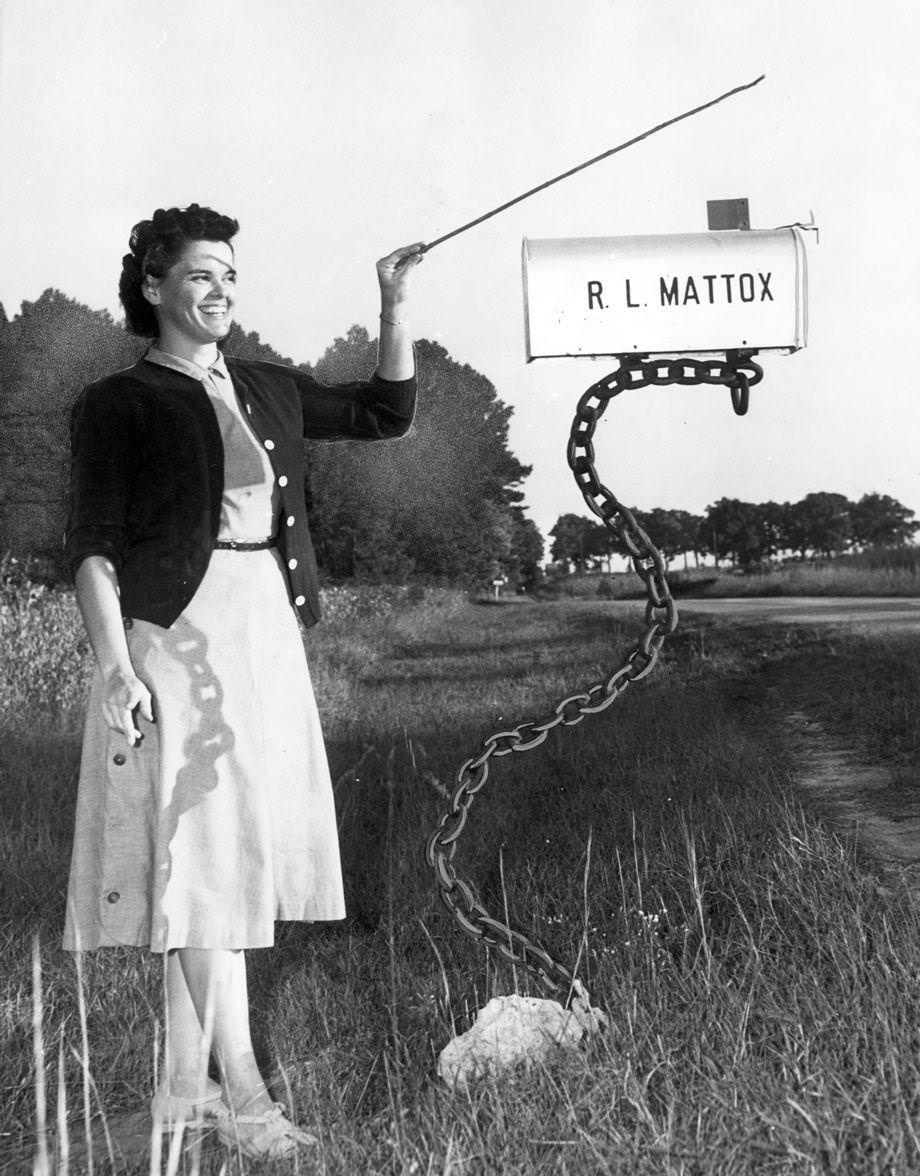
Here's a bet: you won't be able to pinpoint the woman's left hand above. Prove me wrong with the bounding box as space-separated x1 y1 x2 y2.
375 242 423 381
376 242 425 305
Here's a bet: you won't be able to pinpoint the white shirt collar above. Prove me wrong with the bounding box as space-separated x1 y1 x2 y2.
146 345 229 382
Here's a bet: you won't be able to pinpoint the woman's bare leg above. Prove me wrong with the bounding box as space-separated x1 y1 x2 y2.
163 951 215 1100
172 947 275 1114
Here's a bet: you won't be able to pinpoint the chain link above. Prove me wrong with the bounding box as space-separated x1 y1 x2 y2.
425 353 761 1002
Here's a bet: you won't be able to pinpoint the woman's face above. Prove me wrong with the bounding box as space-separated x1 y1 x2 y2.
144 238 236 347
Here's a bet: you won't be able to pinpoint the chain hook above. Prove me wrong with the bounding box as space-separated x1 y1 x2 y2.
730 369 750 416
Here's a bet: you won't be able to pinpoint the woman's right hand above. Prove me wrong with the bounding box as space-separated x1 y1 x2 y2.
74 556 154 748
100 668 154 747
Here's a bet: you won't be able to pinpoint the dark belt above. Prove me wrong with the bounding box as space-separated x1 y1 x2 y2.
214 537 277 551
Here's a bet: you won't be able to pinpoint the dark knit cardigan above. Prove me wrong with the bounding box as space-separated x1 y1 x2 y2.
65 355 416 628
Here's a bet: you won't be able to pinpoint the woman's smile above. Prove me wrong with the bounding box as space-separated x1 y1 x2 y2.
199 300 231 325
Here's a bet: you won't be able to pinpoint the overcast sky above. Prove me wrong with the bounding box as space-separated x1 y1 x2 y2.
1 0 917 542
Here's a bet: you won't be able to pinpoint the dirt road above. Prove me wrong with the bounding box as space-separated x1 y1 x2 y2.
677 596 920 631
677 595 920 885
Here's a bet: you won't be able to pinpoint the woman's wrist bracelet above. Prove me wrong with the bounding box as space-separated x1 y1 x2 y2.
380 312 408 328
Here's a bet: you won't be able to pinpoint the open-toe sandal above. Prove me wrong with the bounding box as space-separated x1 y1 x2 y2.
218 1102 317 1159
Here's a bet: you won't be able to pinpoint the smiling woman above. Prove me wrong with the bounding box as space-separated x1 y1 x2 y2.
62 203 423 1160
117 206 242 344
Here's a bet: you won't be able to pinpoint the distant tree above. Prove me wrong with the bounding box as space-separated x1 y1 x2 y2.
757 500 789 559
779 500 809 560
702 498 778 567
785 492 853 558
221 322 298 367
550 507 679 569
0 292 146 562
310 323 377 383
850 492 918 548
672 509 706 566
682 510 710 567
640 507 706 567
549 513 611 570
641 508 681 560
506 507 544 588
0 289 143 415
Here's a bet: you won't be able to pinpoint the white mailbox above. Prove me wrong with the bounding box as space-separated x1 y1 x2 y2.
522 227 809 361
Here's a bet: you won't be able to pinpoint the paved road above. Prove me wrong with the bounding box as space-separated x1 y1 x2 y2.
676 596 920 631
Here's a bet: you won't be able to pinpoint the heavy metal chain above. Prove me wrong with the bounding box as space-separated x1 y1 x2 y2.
425 353 763 1002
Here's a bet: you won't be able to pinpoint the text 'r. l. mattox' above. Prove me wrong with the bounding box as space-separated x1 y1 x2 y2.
586 273 775 311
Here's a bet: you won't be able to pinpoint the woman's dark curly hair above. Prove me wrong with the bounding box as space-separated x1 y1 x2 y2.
118 204 240 337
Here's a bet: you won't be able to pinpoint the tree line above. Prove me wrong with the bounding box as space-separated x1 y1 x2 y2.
0 290 544 587
550 492 919 571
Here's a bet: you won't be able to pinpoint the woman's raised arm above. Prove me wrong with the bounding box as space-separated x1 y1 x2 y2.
375 242 424 382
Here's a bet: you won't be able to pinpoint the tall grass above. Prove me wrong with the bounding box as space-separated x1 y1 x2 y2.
3 573 920 1172
694 559 920 598
548 546 920 602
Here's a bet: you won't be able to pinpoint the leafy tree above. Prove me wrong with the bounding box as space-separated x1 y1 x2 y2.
549 513 585 567
672 509 707 565
550 507 687 570
549 513 610 570
221 322 297 367
641 508 682 560
0 289 144 415
702 498 777 567
850 492 918 548
307 330 532 584
785 492 853 559
0 291 146 562
640 507 706 567
506 506 544 588
758 501 789 559
778 500 809 560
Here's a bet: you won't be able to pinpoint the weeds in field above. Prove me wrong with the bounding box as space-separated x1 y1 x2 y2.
550 544 920 602
0 578 90 730
699 560 920 599
3 573 920 1172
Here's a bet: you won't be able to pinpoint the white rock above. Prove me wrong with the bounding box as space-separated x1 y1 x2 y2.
437 981 608 1089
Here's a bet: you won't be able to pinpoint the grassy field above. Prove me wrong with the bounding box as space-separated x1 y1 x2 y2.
547 545 920 602
3 573 920 1174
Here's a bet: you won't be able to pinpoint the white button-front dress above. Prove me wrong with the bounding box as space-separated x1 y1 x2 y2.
63 349 345 952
